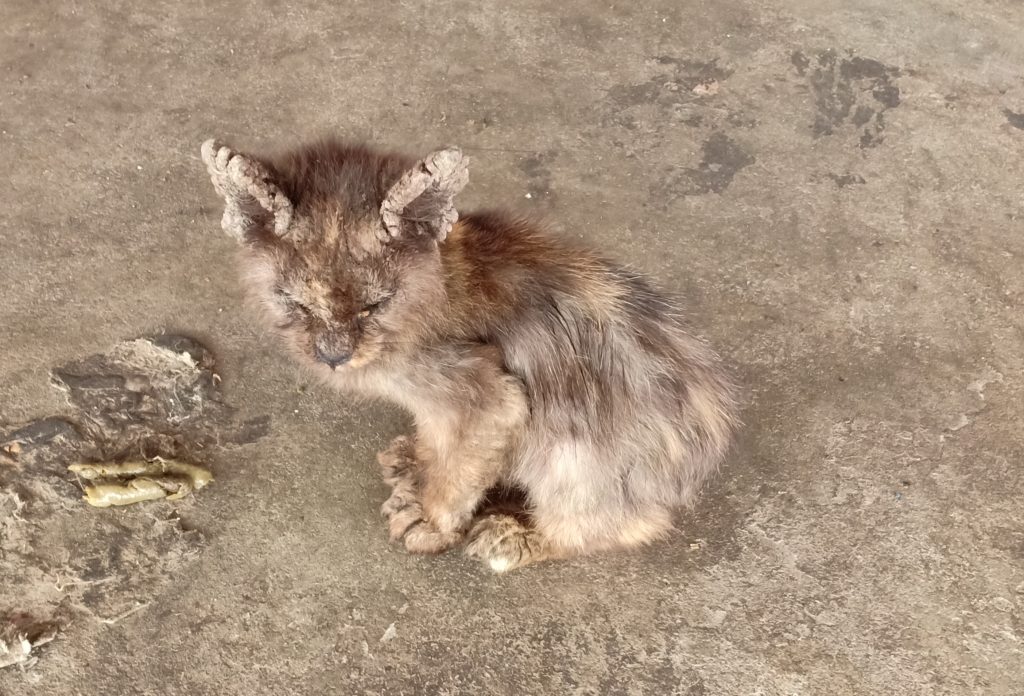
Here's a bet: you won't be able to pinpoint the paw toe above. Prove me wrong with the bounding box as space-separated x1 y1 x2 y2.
404 523 461 555
380 488 413 518
387 504 425 542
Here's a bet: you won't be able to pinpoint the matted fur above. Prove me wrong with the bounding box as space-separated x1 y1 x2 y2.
201 137 739 572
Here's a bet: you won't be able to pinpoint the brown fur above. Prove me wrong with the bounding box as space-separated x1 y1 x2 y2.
200 137 739 572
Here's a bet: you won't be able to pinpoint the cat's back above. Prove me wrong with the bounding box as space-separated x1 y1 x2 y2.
446 211 627 317
447 210 727 398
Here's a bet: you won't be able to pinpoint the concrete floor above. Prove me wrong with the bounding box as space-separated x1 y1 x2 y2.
2 0 1023 693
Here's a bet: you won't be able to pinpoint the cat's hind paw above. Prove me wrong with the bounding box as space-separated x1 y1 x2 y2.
464 514 549 573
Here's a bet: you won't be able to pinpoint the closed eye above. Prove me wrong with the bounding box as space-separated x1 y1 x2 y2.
357 295 393 319
275 289 311 316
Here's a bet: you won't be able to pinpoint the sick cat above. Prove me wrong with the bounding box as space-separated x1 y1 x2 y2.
201 137 738 572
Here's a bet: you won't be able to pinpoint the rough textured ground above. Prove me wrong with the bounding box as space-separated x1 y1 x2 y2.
2 0 1022 693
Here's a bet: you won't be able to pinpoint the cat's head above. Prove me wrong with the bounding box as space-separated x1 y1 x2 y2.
200 138 469 373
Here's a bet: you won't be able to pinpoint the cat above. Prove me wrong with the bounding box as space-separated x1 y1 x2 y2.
201 137 738 572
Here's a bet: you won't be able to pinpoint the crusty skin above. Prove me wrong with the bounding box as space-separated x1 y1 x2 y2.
201 137 739 572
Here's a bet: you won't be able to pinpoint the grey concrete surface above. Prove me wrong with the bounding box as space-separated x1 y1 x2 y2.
2 0 1023 694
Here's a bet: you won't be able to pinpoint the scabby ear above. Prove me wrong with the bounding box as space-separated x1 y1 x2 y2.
379 147 468 243
200 139 294 242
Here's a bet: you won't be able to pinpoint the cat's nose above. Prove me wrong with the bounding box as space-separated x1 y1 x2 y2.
314 346 352 369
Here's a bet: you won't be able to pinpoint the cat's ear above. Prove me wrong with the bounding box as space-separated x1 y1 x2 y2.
380 147 468 243
201 139 294 242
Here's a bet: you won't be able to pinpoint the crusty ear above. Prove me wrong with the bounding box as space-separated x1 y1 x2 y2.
200 139 294 242
379 147 468 242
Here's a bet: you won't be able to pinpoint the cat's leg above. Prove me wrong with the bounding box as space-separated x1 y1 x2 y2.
377 435 415 488
377 435 428 539
377 435 463 554
380 347 528 555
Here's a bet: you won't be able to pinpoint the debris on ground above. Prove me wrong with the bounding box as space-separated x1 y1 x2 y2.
69 458 213 507
0 335 268 649
0 620 57 670
691 80 719 96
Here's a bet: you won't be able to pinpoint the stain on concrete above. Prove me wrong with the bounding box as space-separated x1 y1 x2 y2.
726 111 759 129
602 56 744 159
1004 109 1024 129
557 14 610 46
791 50 811 76
608 58 732 110
792 49 901 147
828 173 867 188
518 151 557 202
656 133 755 199
49 334 269 455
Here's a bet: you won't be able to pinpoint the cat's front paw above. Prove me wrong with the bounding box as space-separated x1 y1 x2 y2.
402 518 463 555
381 479 460 554
380 487 411 520
385 497 460 554
377 435 416 487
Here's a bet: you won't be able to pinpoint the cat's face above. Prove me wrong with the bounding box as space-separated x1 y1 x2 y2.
244 214 442 373
201 139 468 374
